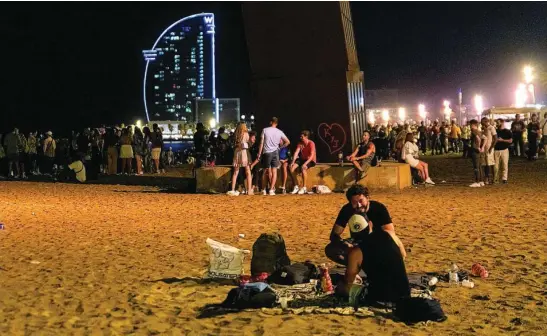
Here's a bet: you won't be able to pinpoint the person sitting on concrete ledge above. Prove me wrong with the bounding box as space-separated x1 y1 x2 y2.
346 131 375 182
402 132 435 185
325 184 406 266
290 130 316 195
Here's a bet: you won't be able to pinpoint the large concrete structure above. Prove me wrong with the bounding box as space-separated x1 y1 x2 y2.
242 2 365 162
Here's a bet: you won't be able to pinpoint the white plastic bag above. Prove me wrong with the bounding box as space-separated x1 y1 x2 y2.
206 238 245 279
313 185 332 194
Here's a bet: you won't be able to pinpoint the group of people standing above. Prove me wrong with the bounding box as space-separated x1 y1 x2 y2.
226 117 317 196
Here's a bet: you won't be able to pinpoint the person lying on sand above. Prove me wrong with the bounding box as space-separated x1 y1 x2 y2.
337 216 411 304
324 184 406 265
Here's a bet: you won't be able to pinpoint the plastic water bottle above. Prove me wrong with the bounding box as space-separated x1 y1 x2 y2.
428 277 438 286
338 152 344 167
319 264 334 294
449 263 459 285
461 279 475 288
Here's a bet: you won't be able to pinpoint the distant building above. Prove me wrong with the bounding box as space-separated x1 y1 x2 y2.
195 98 240 127
142 13 216 122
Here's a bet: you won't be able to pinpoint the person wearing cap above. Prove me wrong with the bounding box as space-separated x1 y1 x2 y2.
43 131 56 176
325 184 406 266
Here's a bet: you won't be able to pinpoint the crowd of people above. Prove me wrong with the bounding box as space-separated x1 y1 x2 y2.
0 124 178 183
1 112 545 190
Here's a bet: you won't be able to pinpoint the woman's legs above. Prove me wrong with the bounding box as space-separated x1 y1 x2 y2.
245 166 253 195
230 166 240 191
127 158 132 174
135 155 143 175
281 161 288 190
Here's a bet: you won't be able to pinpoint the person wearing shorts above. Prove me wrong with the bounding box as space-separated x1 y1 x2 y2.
402 133 434 185
278 142 296 194
347 131 375 182
257 117 290 195
290 130 317 194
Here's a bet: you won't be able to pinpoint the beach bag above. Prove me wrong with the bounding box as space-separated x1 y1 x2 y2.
206 238 246 279
269 262 319 285
394 297 447 325
251 233 291 276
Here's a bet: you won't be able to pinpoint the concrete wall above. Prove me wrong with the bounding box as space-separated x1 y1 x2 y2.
195 162 412 193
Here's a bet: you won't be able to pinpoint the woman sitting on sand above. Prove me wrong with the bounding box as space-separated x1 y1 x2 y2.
227 122 253 196
402 133 435 185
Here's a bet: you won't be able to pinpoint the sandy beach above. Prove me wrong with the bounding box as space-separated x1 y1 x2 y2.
1 156 546 335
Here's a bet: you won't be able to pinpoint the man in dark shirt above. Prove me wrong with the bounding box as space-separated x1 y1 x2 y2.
193 122 209 167
527 113 540 161
325 184 406 266
494 119 512 184
511 114 525 157
418 121 427 155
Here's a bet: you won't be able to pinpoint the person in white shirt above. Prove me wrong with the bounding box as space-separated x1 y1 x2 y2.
255 117 290 196
402 133 435 185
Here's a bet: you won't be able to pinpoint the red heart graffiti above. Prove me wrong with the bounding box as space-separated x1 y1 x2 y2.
317 123 347 154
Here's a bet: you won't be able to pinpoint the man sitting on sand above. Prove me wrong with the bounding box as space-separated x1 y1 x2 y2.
337 213 411 304
346 131 375 182
325 185 406 266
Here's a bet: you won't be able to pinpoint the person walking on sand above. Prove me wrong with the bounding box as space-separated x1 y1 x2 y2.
256 117 290 196
494 118 512 184
227 122 253 196
347 130 375 182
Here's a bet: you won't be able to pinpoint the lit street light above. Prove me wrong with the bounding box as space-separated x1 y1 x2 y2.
515 84 527 108
418 104 426 121
474 95 484 117
382 109 390 122
398 107 406 122
523 66 535 104
443 100 451 121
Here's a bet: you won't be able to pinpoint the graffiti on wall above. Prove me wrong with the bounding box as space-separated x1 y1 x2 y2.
317 123 347 154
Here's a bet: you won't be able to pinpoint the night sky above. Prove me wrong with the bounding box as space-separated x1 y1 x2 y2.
1 2 546 134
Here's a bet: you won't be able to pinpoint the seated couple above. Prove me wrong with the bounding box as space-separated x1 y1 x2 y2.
325 185 410 304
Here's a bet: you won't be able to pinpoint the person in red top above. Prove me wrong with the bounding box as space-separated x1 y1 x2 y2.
290 130 316 194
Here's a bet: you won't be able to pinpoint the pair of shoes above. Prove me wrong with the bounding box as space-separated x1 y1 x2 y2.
226 190 240 196
297 187 307 195
269 190 276 196
291 186 299 194
425 178 435 185
469 182 482 188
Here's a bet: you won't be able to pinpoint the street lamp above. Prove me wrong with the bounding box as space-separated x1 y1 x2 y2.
382 109 390 123
418 104 426 121
241 114 246 120
515 84 527 108
398 107 406 122
443 100 451 121
474 95 483 118
523 66 535 104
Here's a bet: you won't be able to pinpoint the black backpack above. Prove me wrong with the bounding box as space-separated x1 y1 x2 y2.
394 297 447 325
269 262 319 285
251 233 291 276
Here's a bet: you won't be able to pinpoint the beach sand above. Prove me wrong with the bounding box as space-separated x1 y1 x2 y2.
1 156 546 335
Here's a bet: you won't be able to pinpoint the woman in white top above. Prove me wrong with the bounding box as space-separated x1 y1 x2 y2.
227 122 253 196
402 133 435 185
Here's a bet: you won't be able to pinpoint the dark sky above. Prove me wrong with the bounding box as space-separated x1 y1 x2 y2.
1 2 546 133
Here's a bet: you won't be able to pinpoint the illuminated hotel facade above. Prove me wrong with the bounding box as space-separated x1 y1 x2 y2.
142 13 216 122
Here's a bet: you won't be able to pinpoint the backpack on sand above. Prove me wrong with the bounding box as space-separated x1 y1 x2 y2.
269 262 319 285
251 233 291 276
